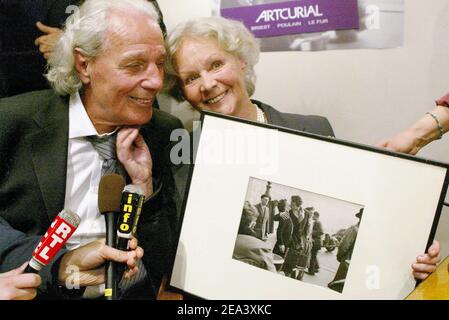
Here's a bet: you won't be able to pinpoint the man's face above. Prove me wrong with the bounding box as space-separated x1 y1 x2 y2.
278 202 286 212
261 196 269 206
81 11 165 132
291 199 302 211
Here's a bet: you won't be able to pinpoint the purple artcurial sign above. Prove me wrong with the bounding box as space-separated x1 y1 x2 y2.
221 0 360 38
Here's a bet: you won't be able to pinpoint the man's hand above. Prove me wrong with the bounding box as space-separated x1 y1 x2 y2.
117 127 153 199
0 262 42 300
34 22 62 60
58 238 144 287
278 245 285 254
412 240 441 280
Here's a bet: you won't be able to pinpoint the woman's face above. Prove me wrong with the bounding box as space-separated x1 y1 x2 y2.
174 37 250 116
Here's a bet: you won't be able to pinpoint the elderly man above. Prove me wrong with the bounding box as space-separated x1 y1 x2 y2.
0 0 182 299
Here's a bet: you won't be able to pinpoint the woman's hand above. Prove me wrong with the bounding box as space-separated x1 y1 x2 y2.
412 240 441 280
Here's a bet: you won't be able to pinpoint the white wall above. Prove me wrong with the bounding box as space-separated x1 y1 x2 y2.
159 0 449 258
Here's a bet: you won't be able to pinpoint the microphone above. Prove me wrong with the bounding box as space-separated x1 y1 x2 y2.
115 185 145 283
24 209 81 274
116 185 145 251
98 173 125 300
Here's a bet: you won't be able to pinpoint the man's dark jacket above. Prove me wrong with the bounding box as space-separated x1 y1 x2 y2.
0 89 183 299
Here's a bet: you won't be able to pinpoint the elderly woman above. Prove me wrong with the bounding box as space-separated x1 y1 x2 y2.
165 16 440 281
165 16 334 137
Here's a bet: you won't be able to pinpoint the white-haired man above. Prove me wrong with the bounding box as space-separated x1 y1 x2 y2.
0 0 182 299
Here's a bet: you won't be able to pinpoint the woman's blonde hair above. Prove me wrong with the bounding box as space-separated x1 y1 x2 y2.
164 16 260 101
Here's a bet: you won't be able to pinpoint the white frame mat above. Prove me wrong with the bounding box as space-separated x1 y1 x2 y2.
170 112 449 300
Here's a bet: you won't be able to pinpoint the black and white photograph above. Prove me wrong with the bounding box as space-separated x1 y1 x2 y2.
233 177 364 293
171 114 448 299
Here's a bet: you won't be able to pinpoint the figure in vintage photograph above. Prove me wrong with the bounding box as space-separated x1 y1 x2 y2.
272 199 292 257
308 211 324 276
233 178 364 292
232 177 441 294
254 193 272 241
233 202 276 272
327 208 363 293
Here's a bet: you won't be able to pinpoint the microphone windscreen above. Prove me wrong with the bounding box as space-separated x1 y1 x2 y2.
98 174 125 214
59 208 81 228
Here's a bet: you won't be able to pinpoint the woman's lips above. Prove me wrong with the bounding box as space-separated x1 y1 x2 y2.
204 90 227 105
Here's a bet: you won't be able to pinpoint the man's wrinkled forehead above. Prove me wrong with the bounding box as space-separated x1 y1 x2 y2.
103 9 163 49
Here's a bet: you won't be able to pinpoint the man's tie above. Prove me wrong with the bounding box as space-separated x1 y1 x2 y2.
87 133 126 177
87 133 149 298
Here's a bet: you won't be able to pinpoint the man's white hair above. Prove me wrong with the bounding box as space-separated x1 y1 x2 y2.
46 0 160 96
164 16 260 101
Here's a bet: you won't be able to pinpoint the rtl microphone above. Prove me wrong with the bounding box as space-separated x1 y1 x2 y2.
116 185 145 251
98 173 125 300
25 209 81 273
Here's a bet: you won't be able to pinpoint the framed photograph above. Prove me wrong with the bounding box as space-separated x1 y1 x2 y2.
170 112 449 299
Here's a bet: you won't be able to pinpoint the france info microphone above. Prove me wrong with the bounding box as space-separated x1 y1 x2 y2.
98 173 125 300
25 209 81 274
116 185 145 251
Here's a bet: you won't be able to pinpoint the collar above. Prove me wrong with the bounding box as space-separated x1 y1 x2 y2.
254 103 267 123
251 99 271 124
69 92 118 138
